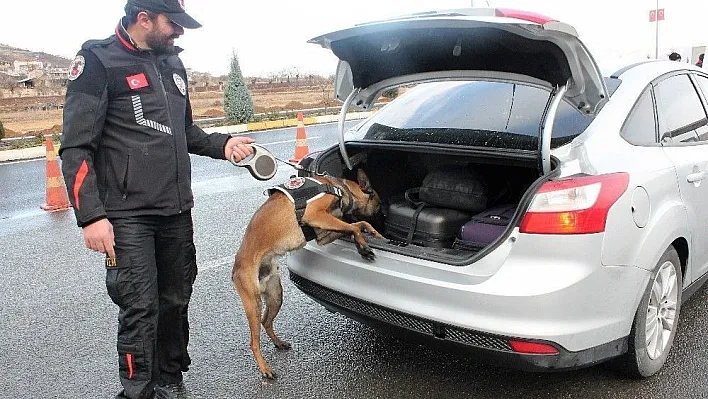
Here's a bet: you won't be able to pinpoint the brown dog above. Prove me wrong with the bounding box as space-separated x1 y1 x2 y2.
232 169 384 379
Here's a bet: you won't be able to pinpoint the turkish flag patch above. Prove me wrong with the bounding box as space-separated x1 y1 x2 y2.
126 73 149 90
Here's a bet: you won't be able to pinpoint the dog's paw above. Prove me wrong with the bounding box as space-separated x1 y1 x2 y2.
274 340 292 350
358 246 376 261
261 369 277 380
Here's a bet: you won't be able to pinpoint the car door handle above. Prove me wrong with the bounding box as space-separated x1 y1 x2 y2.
687 171 706 183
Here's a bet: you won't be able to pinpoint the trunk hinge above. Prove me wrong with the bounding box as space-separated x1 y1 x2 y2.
538 82 569 175
337 88 361 170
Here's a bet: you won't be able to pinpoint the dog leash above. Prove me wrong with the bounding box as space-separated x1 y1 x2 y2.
230 144 327 181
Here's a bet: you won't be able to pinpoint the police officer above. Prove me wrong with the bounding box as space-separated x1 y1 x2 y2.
59 1 254 398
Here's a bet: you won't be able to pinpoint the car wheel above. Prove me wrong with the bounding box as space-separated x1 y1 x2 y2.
616 246 682 378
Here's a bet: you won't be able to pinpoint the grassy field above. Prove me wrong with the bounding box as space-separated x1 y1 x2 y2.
0 86 338 138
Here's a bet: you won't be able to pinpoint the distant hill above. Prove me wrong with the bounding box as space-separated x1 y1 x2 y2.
0 44 71 68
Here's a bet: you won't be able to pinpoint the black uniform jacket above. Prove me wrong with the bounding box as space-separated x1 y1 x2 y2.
60 21 230 227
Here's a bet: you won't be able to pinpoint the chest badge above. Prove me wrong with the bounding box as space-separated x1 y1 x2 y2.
68 55 85 81
127 73 149 90
173 73 187 96
285 177 306 190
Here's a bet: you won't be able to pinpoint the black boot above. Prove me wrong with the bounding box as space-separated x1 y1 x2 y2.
154 382 192 399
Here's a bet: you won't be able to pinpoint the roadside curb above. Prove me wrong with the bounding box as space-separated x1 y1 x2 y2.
0 112 372 163
0 146 50 162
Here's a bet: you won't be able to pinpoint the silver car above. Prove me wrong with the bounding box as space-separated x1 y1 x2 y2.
288 8 708 377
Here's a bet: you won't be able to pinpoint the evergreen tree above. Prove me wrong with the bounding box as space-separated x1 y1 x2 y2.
223 51 254 124
0 119 4 140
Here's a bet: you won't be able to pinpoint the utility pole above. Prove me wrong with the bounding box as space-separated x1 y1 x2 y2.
655 0 659 59
649 2 665 59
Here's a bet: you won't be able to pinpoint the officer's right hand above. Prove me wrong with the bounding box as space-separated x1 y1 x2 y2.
82 219 116 260
225 136 255 162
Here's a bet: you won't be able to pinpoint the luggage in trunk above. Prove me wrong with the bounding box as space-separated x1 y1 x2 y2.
453 204 517 251
385 199 472 248
384 165 488 248
309 146 542 261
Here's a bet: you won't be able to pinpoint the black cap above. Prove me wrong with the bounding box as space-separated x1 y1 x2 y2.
127 0 202 29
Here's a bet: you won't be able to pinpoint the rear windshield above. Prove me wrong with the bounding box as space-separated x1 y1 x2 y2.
351 81 596 150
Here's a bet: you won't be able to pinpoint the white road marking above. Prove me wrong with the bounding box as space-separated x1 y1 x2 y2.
199 255 235 271
0 158 44 165
0 209 46 221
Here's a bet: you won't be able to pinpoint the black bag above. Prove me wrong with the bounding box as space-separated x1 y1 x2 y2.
383 165 489 248
418 165 488 213
386 198 472 248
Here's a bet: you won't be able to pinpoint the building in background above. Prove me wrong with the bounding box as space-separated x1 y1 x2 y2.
13 60 43 74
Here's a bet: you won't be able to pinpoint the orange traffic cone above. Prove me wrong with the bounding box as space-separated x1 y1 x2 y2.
289 112 310 163
41 136 71 212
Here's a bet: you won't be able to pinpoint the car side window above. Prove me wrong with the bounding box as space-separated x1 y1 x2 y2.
654 74 707 144
695 75 708 100
693 75 708 141
621 88 656 145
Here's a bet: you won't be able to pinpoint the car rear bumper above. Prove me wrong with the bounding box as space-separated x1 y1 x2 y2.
290 271 629 371
287 233 652 361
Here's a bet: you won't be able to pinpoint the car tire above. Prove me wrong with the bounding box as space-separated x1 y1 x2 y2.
615 246 682 378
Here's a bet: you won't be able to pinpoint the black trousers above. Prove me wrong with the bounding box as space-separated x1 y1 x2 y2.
106 211 197 399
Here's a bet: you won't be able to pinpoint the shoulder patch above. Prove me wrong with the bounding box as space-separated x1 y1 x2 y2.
173 73 186 95
68 55 86 81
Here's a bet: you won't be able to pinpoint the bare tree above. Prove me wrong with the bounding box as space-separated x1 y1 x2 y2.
0 72 16 93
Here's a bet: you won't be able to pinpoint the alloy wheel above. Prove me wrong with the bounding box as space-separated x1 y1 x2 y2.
645 260 679 360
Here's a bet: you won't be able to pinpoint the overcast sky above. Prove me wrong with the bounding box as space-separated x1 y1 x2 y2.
1 0 706 77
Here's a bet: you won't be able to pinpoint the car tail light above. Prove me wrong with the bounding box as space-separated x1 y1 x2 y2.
520 173 629 235
494 8 556 24
508 340 559 355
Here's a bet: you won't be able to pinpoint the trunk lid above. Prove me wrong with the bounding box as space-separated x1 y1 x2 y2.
310 7 608 114
310 8 607 174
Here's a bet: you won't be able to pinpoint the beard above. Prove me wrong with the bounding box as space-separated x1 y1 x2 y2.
145 30 178 54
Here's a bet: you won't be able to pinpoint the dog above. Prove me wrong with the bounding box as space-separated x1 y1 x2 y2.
232 169 384 379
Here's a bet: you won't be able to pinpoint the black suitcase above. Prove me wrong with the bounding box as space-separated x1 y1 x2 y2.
385 199 472 248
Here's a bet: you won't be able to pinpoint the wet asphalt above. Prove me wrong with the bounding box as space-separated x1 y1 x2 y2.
1 122 708 398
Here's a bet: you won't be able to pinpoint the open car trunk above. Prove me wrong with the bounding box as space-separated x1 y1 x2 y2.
302 8 604 264
305 144 555 265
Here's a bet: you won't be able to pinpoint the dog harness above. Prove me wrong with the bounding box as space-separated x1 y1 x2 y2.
268 176 347 241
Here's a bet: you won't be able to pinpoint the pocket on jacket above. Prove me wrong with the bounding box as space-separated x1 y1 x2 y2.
102 148 132 209
121 151 131 199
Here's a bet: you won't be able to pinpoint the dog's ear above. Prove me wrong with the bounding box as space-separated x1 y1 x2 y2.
357 169 374 194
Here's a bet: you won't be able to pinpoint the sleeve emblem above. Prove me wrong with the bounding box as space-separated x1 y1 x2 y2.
67 55 86 81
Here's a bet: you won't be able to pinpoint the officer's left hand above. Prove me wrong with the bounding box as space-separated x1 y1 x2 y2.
225 136 255 162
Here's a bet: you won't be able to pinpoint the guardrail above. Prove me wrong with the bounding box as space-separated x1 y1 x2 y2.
192 103 386 127
1 136 33 142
